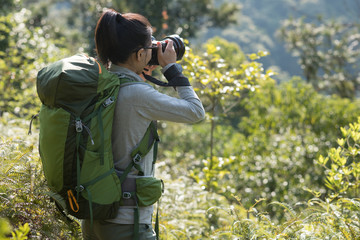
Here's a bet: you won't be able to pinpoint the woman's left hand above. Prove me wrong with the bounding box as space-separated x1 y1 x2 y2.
140 65 158 81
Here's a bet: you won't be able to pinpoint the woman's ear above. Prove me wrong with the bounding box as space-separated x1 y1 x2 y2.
136 48 144 61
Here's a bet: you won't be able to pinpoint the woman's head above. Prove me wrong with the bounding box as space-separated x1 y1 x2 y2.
95 9 152 66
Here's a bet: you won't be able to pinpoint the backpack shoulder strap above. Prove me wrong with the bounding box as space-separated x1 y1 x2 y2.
118 121 159 183
117 74 149 87
130 121 159 164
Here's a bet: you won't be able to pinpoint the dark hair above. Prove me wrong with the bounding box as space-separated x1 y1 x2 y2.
95 9 152 65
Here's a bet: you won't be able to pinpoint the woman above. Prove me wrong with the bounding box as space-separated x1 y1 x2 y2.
82 9 205 240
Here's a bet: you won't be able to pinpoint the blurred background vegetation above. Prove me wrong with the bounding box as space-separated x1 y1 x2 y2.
1 0 360 239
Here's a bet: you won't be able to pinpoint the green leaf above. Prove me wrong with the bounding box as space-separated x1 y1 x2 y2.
318 155 328 165
337 138 345 147
0 218 12 239
248 53 259 60
11 223 30 240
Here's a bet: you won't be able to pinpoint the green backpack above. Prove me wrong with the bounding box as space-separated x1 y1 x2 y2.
36 54 162 227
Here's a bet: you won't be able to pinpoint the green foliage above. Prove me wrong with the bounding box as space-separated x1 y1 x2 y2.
204 37 245 69
318 117 360 198
0 218 12 239
217 78 360 216
159 182 360 239
0 7 69 118
120 0 239 38
11 223 30 240
0 118 81 239
226 197 360 239
182 38 275 156
157 37 360 226
2 1 360 239
180 38 276 199
21 0 239 55
200 0 360 87
279 17 360 98
164 73 360 222
0 0 17 14
156 175 232 239
20 0 100 55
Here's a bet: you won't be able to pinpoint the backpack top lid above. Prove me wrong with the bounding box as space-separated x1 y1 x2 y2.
36 54 119 116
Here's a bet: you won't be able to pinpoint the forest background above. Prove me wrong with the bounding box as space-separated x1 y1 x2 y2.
1 0 360 239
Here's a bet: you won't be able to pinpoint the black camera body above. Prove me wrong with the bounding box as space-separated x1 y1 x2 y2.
148 35 185 65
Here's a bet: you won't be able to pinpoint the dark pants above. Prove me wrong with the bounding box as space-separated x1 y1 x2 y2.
81 220 156 240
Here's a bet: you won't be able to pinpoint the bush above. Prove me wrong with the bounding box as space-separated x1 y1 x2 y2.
163 77 360 221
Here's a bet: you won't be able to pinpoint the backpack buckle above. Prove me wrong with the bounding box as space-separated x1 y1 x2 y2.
103 97 115 108
122 192 132 199
133 154 142 164
75 185 84 192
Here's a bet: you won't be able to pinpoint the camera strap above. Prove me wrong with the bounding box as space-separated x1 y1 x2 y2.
142 72 169 87
142 72 191 87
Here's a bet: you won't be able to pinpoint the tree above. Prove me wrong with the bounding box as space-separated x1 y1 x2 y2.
22 0 239 60
279 16 360 98
182 38 275 192
205 36 246 69
0 1 69 117
24 0 100 55
112 0 239 39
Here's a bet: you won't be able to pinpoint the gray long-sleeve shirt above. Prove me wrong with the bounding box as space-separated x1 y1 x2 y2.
107 64 205 224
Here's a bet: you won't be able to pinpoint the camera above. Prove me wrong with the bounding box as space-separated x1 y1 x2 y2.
148 35 185 65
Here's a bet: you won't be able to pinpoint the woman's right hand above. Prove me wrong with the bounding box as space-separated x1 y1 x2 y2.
157 40 177 68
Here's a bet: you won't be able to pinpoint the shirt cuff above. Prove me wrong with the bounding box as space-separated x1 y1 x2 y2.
161 63 177 74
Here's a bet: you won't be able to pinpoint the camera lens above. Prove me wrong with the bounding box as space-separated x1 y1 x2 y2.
148 35 185 65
